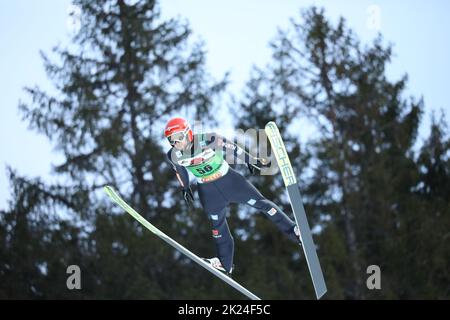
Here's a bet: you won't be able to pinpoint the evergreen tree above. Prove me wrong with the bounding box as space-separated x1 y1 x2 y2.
237 7 449 299
0 169 87 298
412 114 450 298
2 0 227 298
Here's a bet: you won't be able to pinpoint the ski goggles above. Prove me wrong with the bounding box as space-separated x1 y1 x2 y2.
167 128 189 145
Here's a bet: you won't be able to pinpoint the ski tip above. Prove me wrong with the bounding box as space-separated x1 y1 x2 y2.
265 121 280 134
103 185 115 196
265 121 277 129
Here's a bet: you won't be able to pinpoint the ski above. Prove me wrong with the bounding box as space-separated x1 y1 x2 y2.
265 121 327 299
103 186 261 300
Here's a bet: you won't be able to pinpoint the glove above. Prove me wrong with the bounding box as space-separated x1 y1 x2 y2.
182 187 195 207
247 162 259 175
247 157 271 175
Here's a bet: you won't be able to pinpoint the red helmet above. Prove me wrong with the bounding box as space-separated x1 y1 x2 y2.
164 117 193 145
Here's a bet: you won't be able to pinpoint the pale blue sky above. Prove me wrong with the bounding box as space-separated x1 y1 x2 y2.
1 0 449 209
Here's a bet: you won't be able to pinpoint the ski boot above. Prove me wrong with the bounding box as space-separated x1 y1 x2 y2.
202 257 234 277
294 225 303 247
